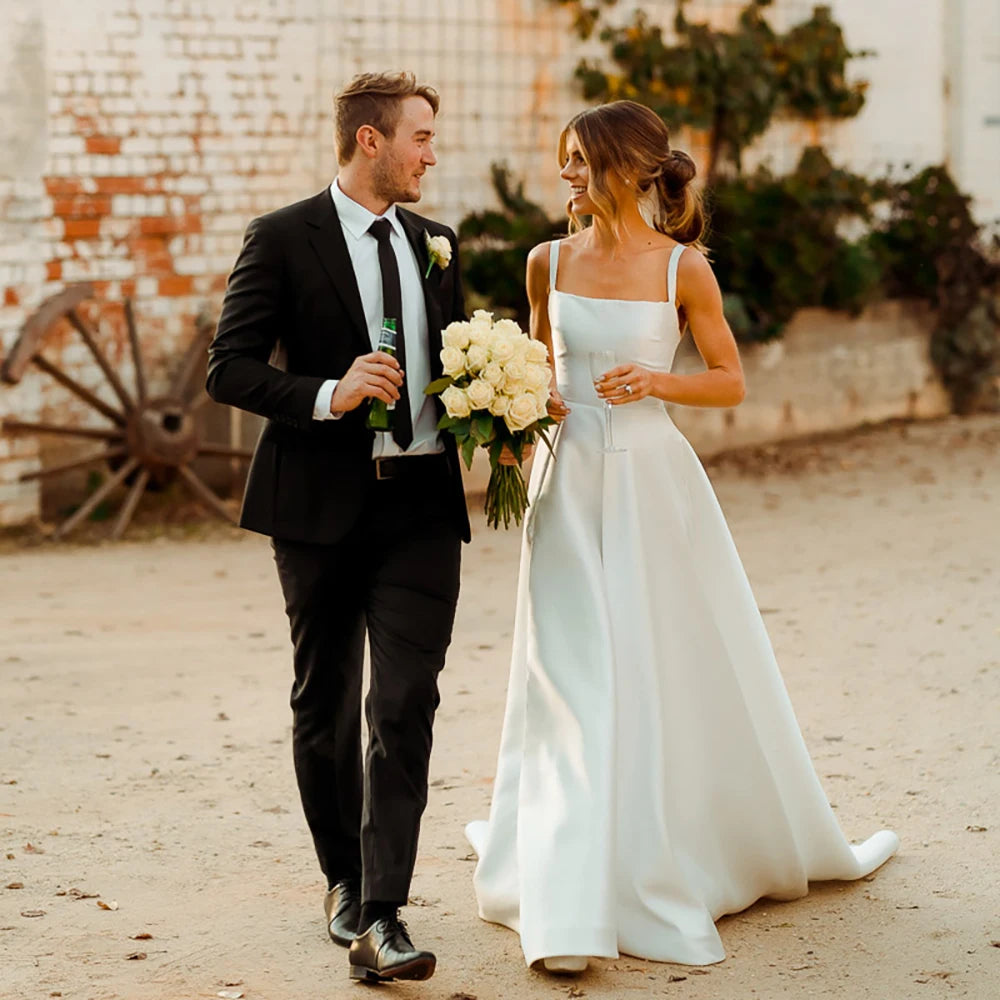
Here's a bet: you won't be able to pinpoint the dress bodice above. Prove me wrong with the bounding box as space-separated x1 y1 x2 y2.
547 240 684 408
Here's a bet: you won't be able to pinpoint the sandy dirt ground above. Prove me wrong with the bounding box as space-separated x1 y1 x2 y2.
1 415 998 1000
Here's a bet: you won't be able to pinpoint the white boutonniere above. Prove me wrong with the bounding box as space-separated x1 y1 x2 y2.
424 231 452 278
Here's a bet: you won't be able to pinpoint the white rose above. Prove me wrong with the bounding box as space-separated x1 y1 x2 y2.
526 339 548 364
492 318 522 339
468 321 492 347
532 391 549 420
504 392 540 432
488 333 517 363
442 321 471 350
511 334 532 359
468 311 493 345
466 343 489 371
440 345 465 377
524 362 550 391
481 361 505 387
502 358 528 393
440 384 472 419
427 233 452 266
466 378 495 410
488 392 511 416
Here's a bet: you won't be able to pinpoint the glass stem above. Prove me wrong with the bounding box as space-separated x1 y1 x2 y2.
604 400 615 451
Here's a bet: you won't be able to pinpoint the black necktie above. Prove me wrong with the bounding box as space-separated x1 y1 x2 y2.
368 218 413 451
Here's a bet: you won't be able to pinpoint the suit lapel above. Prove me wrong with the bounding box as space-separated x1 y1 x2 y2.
305 191 371 355
398 210 445 381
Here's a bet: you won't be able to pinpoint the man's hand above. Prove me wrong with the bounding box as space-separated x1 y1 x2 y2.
330 352 404 414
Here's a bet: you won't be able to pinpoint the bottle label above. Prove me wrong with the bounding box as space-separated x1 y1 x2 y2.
378 320 397 410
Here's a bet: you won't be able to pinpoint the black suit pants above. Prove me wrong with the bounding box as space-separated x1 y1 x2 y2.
271 461 462 904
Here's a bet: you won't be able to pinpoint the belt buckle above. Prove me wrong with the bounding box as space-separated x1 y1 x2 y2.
374 457 393 481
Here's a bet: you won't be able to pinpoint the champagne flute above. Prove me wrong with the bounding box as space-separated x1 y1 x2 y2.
589 350 624 453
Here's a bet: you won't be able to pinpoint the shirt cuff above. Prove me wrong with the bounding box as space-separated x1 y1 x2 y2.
313 379 342 420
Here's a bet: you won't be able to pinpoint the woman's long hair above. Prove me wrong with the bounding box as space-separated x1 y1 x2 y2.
558 100 706 250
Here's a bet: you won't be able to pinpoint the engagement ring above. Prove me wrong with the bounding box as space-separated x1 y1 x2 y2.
624 384 633 395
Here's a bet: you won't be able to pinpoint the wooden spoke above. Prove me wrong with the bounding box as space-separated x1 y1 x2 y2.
66 307 135 412
177 463 235 523
2 418 124 442
170 311 214 402
54 456 139 539
32 355 127 426
123 297 147 404
18 447 128 483
0 283 94 384
110 465 150 540
195 443 253 460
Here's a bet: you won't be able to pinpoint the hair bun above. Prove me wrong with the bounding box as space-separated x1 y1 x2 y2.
662 150 696 192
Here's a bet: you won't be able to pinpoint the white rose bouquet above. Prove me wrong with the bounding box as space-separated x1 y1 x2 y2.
425 310 555 529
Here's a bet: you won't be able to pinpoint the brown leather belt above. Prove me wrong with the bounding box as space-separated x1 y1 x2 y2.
373 453 448 481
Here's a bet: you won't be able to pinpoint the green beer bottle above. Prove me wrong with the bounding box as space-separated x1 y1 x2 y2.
366 317 397 432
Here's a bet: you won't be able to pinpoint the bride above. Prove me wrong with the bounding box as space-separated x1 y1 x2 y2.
464 100 899 975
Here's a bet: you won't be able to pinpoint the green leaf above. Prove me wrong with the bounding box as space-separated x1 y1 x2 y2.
488 438 505 468
438 415 471 437
537 424 559 459
425 376 455 396
460 434 478 470
471 411 495 446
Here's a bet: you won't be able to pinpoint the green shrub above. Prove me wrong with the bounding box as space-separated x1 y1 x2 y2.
707 147 885 341
457 163 565 328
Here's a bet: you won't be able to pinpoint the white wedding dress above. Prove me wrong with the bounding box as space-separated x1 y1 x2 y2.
464 241 898 968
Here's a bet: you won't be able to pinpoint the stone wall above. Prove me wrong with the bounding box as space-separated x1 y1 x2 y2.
670 301 951 456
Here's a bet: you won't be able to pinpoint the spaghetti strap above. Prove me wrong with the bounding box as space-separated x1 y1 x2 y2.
667 243 685 304
549 240 560 292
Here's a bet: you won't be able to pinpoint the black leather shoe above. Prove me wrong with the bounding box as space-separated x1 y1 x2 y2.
348 916 436 982
323 881 361 947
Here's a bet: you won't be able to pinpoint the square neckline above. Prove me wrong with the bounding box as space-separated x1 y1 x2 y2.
549 240 686 306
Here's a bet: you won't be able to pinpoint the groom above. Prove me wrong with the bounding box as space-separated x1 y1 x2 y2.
206 71 469 983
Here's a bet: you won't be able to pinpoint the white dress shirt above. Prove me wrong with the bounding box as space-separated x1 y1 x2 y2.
312 179 442 457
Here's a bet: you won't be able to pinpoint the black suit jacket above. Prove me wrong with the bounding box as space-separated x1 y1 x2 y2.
206 189 471 544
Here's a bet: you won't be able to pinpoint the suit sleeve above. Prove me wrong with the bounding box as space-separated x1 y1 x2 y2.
448 230 467 324
206 217 325 430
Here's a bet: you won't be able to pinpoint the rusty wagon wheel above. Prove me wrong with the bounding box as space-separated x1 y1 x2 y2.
0 283 251 540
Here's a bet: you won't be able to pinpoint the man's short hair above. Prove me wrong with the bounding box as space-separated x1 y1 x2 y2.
334 71 440 165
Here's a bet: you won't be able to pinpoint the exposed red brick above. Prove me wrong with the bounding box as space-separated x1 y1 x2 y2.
4 287 20 306
63 219 101 238
139 215 202 235
93 176 157 195
158 275 193 296
85 135 121 155
46 261 62 281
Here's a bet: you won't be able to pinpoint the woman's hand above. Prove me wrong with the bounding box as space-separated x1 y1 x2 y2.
547 386 571 422
595 363 655 405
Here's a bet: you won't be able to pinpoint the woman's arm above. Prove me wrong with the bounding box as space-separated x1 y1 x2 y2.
598 250 745 408
526 242 570 422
